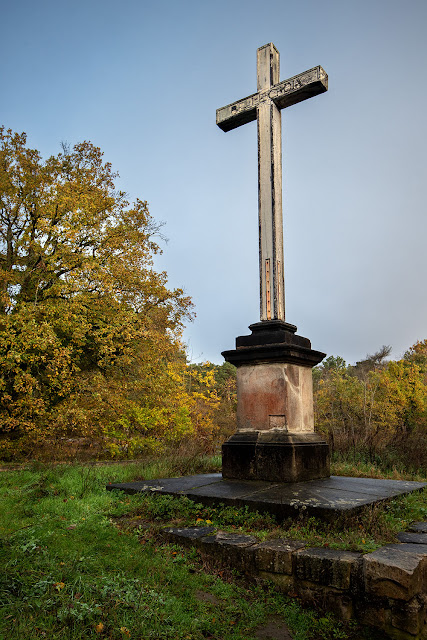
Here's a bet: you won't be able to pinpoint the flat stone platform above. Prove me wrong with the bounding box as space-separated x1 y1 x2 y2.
106 474 426 521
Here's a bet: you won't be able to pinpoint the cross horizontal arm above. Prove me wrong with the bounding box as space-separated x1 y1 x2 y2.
270 66 328 111
216 65 328 132
216 92 259 132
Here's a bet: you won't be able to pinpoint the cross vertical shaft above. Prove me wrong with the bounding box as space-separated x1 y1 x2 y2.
257 44 284 321
216 43 328 323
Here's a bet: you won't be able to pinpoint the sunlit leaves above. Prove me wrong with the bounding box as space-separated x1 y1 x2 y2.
314 345 427 468
0 127 194 454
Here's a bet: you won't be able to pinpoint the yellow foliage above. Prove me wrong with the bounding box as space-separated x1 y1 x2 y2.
0 128 239 461
314 345 427 466
0 127 194 458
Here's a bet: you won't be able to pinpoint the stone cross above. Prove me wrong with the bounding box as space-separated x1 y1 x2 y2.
217 43 328 321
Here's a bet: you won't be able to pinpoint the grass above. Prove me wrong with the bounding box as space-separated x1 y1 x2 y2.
330 455 427 482
0 458 388 640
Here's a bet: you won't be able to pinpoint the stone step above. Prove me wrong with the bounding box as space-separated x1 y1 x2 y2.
160 523 427 639
397 531 427 544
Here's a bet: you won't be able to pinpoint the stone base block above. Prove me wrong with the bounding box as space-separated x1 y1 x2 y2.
222 431 330 483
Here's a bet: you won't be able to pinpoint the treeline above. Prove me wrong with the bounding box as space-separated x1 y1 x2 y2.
314 342 427 470
1 127 425 469
0 127 236 461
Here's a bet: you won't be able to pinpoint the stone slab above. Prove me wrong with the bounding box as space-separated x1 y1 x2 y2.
409 522 427 534
254 538 307 575
106 474 426 522
314 475 425 496
107 473 222 495
295 547 361 590
397 531 427 544
163 526 216 547
199 531 259 572
363 543 427 600
188 478 277 500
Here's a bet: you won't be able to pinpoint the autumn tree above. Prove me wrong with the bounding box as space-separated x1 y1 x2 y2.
0 126 194 458
404 340 427 378
314 344 427 470
184 362 236 450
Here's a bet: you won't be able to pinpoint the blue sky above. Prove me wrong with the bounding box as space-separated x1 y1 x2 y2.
2 0 427 364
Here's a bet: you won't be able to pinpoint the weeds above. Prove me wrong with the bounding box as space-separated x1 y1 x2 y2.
331 453 426 482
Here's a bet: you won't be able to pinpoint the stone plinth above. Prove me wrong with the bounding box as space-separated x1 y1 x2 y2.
235 362 315 432
222 431 330 483
221 320 329 483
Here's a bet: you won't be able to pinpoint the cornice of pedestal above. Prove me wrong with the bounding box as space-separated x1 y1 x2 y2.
222 320 326 368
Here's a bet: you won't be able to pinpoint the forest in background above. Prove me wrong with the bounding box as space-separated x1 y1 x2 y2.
0 127 426 471
314 341 427 471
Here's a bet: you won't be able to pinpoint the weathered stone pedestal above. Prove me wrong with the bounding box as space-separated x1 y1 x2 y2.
221 320 330 483
216 45 330 484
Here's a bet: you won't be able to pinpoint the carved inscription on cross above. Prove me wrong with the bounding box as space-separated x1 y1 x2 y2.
217 43 328 321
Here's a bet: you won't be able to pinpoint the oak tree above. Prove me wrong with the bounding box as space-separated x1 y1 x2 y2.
0 127 194 457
